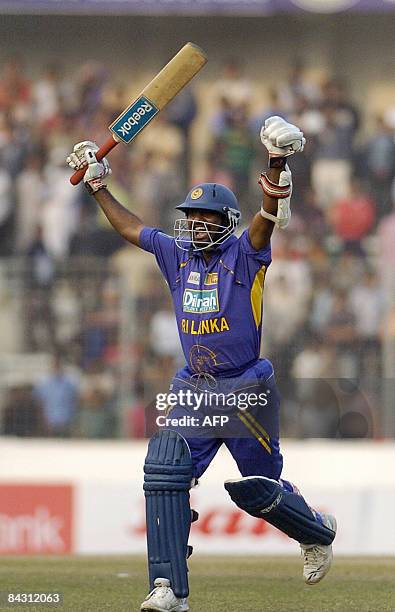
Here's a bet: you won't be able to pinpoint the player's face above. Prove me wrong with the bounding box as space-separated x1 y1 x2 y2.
186 209 224 245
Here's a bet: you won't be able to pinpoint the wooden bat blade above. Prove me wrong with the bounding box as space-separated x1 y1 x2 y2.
143 42 207 110
108 42 206 145
70 42 207 185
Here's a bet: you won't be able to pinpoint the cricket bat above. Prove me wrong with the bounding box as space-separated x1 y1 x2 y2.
70 42 207 185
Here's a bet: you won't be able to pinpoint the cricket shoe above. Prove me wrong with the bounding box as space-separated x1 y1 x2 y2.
140 578 189 611
301 514 337 585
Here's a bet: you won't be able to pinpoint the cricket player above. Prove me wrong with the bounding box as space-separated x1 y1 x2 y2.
67 116 337 612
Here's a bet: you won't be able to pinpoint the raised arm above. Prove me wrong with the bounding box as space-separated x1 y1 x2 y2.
248 117 305 251
67 142 145 247
93 188 145 247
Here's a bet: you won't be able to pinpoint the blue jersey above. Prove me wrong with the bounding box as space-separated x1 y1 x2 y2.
139 227 272 377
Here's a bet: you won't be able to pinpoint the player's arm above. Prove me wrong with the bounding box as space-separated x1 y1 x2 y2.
93 188 145 246
67 142 145 247
248 117 305 251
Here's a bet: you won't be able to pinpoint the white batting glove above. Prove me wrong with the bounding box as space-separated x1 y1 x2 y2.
260 116 306 157
82 149 112 194
66 141 111 194
66 140 100 171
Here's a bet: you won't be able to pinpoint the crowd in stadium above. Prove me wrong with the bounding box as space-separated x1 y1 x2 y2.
1 55 395 439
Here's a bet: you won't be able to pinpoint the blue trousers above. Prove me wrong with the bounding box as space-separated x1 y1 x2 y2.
162 359 285 481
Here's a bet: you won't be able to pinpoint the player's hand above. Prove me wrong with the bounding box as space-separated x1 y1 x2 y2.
66 141 101 171
260 116 306 157
82 149 112 194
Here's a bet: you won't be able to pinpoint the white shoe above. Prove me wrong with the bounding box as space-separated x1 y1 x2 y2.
301 514 337 585
140 578 189 611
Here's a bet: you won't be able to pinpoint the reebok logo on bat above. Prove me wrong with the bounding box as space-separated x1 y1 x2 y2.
117 103 153 136
109 95 159 144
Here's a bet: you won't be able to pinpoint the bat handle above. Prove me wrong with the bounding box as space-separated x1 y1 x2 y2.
69 136 119 185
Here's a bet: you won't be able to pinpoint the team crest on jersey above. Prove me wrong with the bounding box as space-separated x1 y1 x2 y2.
182 288 219 313
187 271 200 286
204 272 218 285
191 187 203 200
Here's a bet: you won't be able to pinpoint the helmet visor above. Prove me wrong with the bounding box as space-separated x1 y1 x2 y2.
174 217 237 251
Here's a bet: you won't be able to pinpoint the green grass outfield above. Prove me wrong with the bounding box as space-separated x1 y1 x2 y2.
0 556 394 612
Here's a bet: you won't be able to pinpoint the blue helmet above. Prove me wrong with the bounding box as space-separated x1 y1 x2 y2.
175 183 241 217
174 183 241 251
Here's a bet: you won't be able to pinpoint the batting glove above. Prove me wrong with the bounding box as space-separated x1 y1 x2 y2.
260 116 306 158
81 149 112 194
66 141 111 194
66 140 100 170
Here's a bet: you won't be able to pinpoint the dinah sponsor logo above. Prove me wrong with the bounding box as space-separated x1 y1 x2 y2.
182 288 219 314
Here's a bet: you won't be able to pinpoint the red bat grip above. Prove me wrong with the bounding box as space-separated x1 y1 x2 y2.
69 136 119 185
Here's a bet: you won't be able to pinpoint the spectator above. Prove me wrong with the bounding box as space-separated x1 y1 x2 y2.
41 143 80 259
278 60 320 114
127 394 147 439
250 88 286 134
210 105 256 214
311 79 359 208
322 78 359 132
77 60 109 123
324 291 358 378
331 250 365 293
32 64 62 127
310 273 335 334
166 89 198 188
264 261 311 380
288 338 337 439
213 57 253 109
365 115 395 219
33 354 79 436
310 105 356 209
0 55 31 122
133 114 184 230
24 225 57 351
349 270 383 379
0 163 12 256
2 385 44 437
15 152 46 253
328 178 376 250
377 196 395 262
210 96 235 138
75 387 116 438
80 358 116 400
